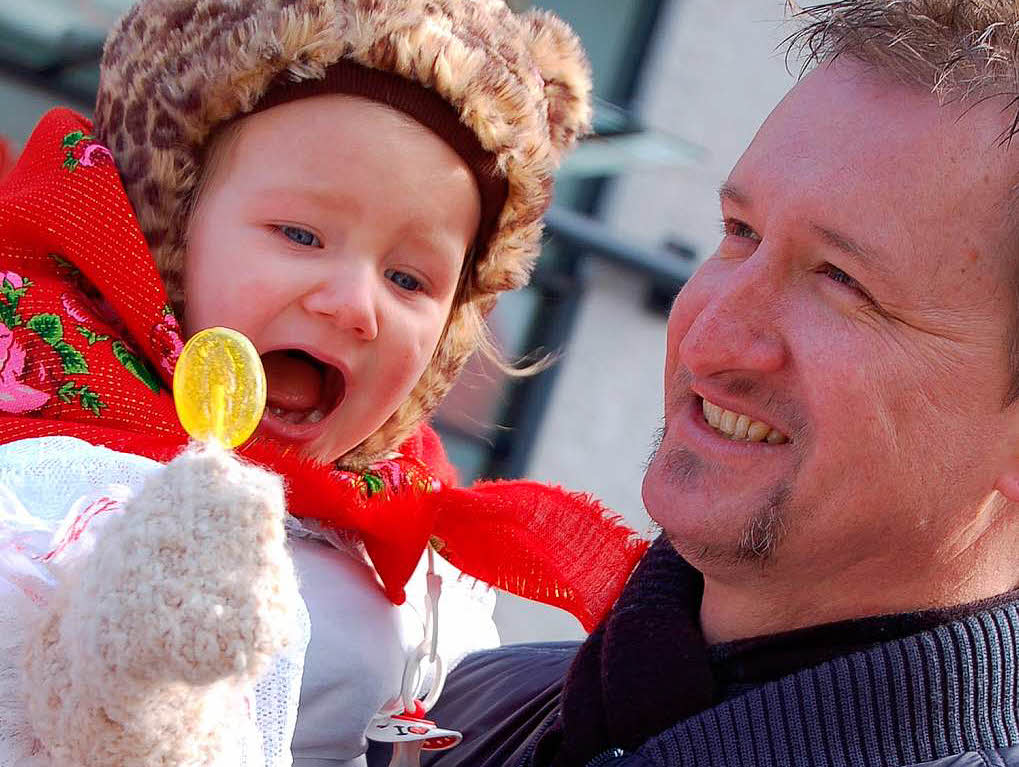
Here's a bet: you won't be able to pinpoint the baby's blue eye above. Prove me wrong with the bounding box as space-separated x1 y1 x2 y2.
280 226 321 247
386 269 422 292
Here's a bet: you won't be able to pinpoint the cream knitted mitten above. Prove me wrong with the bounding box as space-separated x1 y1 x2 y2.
22 445 300 766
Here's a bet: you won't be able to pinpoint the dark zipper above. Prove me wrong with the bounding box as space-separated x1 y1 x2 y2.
515 709 629 767
516 705 561 767
584 748 627 766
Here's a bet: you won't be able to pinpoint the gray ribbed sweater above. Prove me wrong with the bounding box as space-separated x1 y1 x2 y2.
629 601 1019 767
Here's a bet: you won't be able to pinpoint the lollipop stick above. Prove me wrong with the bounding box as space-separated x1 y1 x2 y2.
212 383 226 447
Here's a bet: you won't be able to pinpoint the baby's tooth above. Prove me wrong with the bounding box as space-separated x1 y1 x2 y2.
747 421 771 442
733 414 751 440
306 409 325 424
766 429 787 444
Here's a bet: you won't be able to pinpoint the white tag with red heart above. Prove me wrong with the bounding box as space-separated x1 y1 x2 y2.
368 711 462 750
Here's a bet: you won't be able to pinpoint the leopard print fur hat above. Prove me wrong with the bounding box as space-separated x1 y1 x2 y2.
94 0 592 467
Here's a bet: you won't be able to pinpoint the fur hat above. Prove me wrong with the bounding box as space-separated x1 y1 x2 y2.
94 0 592 467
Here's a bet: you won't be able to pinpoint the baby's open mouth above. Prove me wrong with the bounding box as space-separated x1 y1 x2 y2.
261 349 345 426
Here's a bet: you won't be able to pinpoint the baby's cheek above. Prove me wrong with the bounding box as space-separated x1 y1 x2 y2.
379 345 428 399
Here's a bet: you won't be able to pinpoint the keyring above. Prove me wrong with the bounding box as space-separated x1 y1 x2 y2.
368 545 461 766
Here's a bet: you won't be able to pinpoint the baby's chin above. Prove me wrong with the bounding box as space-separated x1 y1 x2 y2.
250 417 354 466
304 423 368 468
256 402 402 469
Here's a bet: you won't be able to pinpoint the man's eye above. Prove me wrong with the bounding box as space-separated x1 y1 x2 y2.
721 218 760 242
386 269 422 292
821 263 870 298
279 226 321 247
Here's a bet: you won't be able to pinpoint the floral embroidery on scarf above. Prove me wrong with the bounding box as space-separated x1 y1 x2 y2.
25 314 88 375
60 131 113 172
1 273 89 377
50 255 128 338
22 309 108 415
0 271 29 329
0 271 113 415
55 381 105 416
111 341 160 393
48 256 164 396
0 273 52 413
149 305 184 376
338 456 443 500
76 326 110 346
0 321 49 413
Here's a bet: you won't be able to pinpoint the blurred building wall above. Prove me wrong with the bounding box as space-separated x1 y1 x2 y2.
494 0 797 644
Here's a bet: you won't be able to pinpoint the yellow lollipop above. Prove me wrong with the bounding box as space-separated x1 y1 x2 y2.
173 327 267 449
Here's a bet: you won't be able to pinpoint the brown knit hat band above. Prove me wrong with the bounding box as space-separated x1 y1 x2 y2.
253 61 508 268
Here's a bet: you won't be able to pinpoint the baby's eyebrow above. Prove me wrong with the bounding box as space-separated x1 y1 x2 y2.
398 227 466 262
259 185 363 218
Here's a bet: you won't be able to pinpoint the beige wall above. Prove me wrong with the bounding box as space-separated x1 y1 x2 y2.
494 0 797 644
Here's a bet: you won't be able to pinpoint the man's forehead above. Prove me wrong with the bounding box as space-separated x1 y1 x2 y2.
761 60 1014 155
731 60 1018 243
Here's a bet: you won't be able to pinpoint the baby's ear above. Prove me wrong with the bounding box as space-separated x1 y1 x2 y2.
520 10 594 163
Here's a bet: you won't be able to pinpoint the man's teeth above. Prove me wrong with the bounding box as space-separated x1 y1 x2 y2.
702 399 788 444
269 406 326 425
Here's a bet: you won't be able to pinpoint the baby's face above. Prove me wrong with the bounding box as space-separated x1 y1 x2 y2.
183 94 480 462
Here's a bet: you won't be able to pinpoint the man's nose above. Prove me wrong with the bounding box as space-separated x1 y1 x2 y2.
301 264 380 341
677 257 786 379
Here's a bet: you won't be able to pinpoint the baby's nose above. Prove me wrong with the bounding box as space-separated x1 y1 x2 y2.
302 268 379 341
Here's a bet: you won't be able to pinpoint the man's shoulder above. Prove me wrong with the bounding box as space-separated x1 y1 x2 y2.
451 641 580 676
910 746 1019 767
414 642 580 767
587 746 1019 767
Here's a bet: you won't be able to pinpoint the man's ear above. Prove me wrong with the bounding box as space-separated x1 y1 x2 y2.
994 424 1019 502
995 469 1019 503
993 407 1019 502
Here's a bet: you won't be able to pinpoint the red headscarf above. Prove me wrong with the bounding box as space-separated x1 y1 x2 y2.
0 109 648 630
0 137 15 184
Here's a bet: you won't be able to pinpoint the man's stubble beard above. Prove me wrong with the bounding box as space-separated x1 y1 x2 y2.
646 422 793 567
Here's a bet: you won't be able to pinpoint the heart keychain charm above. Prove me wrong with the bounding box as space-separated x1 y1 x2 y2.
370 706 462 767
367 549 460 767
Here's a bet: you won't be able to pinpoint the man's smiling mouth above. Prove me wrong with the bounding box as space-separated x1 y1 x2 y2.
701 397 788 444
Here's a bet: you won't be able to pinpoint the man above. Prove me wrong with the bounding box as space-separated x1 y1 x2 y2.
404 2 1019 766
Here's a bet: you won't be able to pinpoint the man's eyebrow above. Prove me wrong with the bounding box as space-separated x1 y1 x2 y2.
810 223 893 279
718 182 748 206
720 182 892 278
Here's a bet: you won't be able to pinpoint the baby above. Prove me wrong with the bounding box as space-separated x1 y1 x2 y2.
0 1 648 765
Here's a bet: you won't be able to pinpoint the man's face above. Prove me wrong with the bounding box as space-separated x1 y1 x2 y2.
643 59 1019 588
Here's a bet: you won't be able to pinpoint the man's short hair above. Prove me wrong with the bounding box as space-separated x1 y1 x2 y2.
786 0 1019 403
